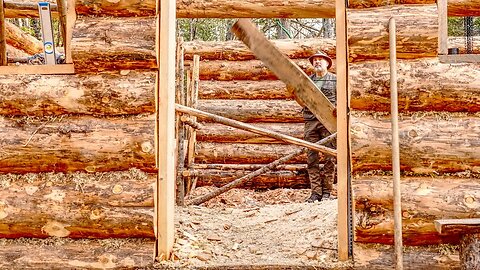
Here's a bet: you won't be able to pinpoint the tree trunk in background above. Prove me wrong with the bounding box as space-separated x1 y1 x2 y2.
348 5 437 62
276 19 291 39
322 18 334 38
0 172 154 238
0 71 155 116
72 17 156 72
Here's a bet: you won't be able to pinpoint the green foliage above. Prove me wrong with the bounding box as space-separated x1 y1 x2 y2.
448 17 480 36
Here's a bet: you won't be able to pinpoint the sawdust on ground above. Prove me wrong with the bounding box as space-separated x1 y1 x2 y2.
159 187 349 269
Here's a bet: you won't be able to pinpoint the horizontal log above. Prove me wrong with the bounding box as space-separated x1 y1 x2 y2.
196 142 307 164
355 176 480 245
0 238 154 269
5 0 478 18
348 5 437 62
350 59 480 112
192 163 307 171
198 80 289 100
197 123 303 143
5 20 43 55
0 171 154 238
0 115 155 173
72 17 156 72
191 169 309 189
0 70 155 116
193 59 315 81
197 100 303 123
184 38 336 61
351 113 480 173
6 44 28 58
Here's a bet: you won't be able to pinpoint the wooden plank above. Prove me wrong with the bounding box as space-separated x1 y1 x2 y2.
231 19 337 133
439 54 480 63
65 0 75 63
0 64 74 74
438 0 448 55
336 0 350 261
155 0 175 261
435 219 480 235
0 0 6 66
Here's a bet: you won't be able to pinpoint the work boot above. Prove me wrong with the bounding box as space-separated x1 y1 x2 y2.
306 192 322 203
322 192 336 200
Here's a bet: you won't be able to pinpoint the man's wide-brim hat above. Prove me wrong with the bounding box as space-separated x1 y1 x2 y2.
308 51 332 69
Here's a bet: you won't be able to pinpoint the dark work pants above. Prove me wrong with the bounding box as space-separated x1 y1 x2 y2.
304 119 337 195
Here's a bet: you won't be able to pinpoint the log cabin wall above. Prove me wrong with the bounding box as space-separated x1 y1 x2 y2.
0 3 156 264
0 0 479 264
185 3 480 246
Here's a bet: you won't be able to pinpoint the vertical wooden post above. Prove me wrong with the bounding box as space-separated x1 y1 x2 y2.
155 0 176 261
336 0 350 261
65 0 75 64
55 0 67 51
389 17 404 270
175 37 185 206
186 54 200 192
0 0 7 66
438 0 448 55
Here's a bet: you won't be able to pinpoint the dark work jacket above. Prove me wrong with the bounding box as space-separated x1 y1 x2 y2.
302 72 337 121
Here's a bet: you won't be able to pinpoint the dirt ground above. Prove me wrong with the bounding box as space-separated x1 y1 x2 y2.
158 187 351 269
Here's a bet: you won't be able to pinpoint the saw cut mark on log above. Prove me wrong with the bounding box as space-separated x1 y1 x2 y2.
176 104 336 157
187 133 337 206
231 19 337 133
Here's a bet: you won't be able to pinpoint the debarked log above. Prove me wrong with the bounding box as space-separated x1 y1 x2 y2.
190 169 308 189
196 100 303 123
351 113 480 174
0 171 155 238
348 5 438 62
5 20 43 55
0 238 154 269
72 17 156 72
197 123 304 143
0 70 155 116
350 59 480 112
0 115 156 174
184 38 336 61
6 0 480 18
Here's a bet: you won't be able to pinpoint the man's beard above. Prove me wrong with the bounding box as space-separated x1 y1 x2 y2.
314 66 326 73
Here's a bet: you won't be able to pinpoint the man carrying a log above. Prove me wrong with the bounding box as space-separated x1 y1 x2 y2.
304 51 337 203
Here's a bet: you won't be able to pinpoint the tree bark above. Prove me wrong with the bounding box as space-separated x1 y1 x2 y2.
5 20 43 55
72 17 156 72
0 238 154 269
348 5 437 62
0 70 155 116
184 38 336 61
0 171 154 238
0 115 156 174
197 123 303 144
